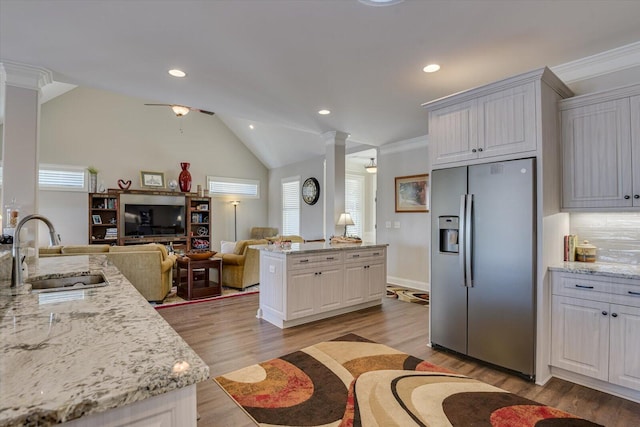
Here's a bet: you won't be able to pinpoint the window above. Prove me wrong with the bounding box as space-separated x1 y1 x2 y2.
0 164 86 191
282 177 300 236
206 176 260 198
345 174 364 238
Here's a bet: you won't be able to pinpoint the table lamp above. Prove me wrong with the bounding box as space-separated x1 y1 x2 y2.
336 213 355 237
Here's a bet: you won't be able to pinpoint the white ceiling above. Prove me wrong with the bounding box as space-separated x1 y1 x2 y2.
1 0 640 169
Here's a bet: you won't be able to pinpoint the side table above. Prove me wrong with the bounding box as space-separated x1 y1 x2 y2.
176 256 222 300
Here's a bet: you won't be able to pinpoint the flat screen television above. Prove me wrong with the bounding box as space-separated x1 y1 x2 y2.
121 196 186 237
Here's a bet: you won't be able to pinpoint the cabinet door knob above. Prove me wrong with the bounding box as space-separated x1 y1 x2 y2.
602 311 608 316
612 313 618 318
624 195 631 199
635 195 640 199
471 148 477 153
478 148 483 152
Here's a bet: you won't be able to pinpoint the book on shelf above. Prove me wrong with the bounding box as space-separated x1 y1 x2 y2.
105 227 118 240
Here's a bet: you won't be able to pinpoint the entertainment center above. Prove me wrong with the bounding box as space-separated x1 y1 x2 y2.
88 189 211 251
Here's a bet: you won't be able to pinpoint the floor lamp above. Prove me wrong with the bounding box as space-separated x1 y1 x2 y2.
231 201 240 241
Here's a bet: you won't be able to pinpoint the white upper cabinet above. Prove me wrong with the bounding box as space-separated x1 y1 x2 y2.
560 84 640 210
424 67 571 168
478 83 536 158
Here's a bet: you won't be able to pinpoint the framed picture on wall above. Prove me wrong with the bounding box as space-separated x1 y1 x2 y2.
395 174 429 212
140 171 165 188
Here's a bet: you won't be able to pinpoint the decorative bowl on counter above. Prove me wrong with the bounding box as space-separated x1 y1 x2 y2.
185 250 216 260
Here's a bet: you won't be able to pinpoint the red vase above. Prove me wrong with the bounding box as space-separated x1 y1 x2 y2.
178 162 192 192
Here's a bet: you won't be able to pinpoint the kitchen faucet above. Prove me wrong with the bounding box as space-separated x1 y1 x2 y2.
11 214 61 287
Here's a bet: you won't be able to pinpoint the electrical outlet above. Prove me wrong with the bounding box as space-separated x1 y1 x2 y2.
394 221 400 229
385 221 391 228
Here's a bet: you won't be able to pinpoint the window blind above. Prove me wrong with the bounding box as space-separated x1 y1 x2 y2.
207 176 259 198
282 178 300 236
345 174 364 238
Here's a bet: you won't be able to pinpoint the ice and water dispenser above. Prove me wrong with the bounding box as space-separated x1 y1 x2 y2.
438 216 459 253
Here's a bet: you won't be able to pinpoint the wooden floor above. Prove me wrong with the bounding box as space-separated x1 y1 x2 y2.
159 294 640 427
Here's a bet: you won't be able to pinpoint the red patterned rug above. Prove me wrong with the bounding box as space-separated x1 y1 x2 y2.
214 334 601 426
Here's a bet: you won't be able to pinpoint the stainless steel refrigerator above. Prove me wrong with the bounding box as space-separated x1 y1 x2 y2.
430 158 536 379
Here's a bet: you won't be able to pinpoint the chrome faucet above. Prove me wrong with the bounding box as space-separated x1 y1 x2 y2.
11 214 61 287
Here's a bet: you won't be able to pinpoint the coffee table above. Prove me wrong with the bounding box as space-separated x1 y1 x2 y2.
176 256 222 300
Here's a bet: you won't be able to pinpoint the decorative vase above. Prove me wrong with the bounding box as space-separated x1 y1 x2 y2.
178 162 192 192
89 173 98 193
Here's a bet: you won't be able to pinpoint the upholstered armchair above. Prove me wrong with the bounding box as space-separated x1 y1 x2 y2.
250 227 279 240
213 239 267 289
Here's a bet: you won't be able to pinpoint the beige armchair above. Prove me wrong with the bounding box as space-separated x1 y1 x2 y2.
214 239 267 289
250 227 279 239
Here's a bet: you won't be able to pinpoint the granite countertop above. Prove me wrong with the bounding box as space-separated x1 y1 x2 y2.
549 261 640 281
256 241 388 254
0 253 209 427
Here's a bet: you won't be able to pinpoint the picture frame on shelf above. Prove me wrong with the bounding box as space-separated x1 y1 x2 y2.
92 214 102 224
140 171 165 188
395 174 429 213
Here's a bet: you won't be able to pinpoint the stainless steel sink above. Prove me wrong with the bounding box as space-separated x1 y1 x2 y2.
28 273 109 293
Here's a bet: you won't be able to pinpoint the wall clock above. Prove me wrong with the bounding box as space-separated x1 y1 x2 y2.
302 177 320 205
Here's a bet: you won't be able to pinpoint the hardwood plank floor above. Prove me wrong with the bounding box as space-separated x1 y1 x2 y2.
159 294 640 426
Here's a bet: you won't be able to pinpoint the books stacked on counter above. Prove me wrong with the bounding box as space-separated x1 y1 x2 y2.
563 234 578 261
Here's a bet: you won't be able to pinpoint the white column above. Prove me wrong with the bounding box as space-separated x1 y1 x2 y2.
1 61 52 234
323 131 348 239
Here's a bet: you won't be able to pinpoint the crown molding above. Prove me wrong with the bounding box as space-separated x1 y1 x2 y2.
551 40 640 84
322 130 350 145
379 135 428 155
0 60 53 91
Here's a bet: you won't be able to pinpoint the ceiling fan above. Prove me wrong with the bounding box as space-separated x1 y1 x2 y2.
144 104 215 117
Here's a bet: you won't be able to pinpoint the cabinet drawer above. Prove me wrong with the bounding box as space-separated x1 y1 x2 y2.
288 252 343 270
552 272 640 307
553 275 612 300
344 248 386 263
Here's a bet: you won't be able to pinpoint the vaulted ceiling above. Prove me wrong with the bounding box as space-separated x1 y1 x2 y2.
2 0 640 168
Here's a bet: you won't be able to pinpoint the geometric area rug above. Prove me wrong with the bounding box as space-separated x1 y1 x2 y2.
214 333 601 426
386 285 429 305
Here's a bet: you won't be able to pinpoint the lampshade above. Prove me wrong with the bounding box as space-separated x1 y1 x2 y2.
337 212 355 237
171 105 190 117
336 213 355 226
365 158 377 174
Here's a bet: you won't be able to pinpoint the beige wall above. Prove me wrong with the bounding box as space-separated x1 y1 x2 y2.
36 86 268 247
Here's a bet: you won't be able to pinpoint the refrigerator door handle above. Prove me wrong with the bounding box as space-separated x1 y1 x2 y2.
465 194 474 287
459 194 468 287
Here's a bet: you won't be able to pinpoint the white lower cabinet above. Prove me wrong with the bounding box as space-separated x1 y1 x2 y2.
259 245 387 328
551 295 610 381
550 271 640 398
287 263 344 319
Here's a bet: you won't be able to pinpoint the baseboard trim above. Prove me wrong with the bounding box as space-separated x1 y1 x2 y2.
387 276 429 291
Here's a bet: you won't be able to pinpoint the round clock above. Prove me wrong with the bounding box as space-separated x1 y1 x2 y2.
302 177 320 205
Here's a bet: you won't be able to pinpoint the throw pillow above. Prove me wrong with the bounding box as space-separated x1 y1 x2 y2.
220 240 236 254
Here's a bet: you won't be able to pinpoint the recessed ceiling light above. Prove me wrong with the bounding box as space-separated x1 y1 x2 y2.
318 109 331 115
359 0 404 6
168 69 187 78
249 124 255 129
423 64 441 73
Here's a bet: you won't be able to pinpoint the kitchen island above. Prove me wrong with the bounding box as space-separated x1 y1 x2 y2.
0 253 209 427
257 241 388 328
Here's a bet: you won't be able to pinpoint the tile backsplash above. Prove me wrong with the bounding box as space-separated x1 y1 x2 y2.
570 213 640 265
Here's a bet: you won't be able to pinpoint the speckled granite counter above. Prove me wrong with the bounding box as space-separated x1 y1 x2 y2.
0 253 209 426
549 261 640 280
256 240 388 254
